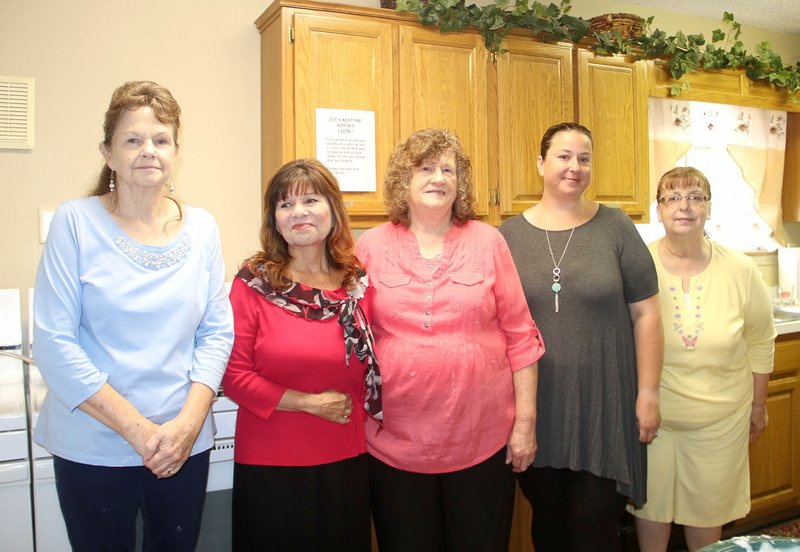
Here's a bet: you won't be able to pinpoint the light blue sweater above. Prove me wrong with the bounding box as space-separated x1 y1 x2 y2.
33 197 233 466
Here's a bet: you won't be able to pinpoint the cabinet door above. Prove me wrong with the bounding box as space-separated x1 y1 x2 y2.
399 26 489 216
747 336 800 518
294 13 394 218
781 113 800 222
577 50 649 221
496 39 574 217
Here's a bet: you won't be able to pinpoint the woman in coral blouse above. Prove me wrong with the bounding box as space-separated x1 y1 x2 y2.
356 128 544 552
223 159 381 551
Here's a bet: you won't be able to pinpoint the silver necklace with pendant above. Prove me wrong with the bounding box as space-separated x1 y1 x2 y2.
544 201 583 313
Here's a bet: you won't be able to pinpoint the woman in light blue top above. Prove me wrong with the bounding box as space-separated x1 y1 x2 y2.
33 81 233 552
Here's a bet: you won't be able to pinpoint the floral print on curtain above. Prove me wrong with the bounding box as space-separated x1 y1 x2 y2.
639 98 788 251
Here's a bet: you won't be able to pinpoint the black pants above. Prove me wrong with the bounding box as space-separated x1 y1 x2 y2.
518 466 628 552
232 453 370 552
369 447 516 552
53 450 210 552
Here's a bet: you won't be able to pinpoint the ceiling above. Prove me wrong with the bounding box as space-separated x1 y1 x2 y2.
623 0 800 35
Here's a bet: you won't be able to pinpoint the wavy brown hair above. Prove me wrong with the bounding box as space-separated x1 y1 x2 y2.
656 166 712 201
248 159 362 290
89 81 182 198
384 128 476 226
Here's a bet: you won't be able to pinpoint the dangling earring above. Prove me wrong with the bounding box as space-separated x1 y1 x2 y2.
169 179 175 194
109 171 116 193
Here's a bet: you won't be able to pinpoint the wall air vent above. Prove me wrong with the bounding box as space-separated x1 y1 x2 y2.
0 76 35 150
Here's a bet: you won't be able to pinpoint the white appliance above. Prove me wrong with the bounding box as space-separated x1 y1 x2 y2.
195 393 238 552
207 395 237 492
27 288 72 552
29 387 71 552
0 289 34 551
778 247 800 304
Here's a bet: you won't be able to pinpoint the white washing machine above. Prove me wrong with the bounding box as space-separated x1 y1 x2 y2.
28 364 71 552
0 289 34 551
196 393 238 552
0 411 33 552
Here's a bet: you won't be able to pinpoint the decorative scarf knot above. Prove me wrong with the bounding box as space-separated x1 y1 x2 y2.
236 266 383 423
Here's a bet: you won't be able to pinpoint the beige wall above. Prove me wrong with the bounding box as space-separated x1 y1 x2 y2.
0 0 272 286
1 0 798 338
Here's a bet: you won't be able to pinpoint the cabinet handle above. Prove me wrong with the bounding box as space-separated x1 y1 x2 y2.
494 189 500 207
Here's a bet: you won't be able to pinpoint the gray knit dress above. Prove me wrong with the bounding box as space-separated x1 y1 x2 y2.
499 205 657 506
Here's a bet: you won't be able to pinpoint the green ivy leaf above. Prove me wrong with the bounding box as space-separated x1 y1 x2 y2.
400 0 799 101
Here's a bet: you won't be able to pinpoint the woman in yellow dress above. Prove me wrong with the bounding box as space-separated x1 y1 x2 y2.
629 167 776 551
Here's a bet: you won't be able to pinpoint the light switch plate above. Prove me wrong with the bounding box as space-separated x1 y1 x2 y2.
38 209 54 244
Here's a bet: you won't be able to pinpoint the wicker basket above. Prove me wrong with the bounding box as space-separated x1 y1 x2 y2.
589 13 644 38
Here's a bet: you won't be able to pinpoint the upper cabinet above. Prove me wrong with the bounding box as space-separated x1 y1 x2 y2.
647 61 800 111
260 8 395 219
398 26 490 216
494 38 575 218
256 0 650 225
577 50 650 221
784 113 800 222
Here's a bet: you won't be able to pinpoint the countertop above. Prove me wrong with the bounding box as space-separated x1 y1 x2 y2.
775 318 800 335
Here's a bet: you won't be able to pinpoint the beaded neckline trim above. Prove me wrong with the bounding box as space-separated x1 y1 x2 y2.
669 284 704 350
114 234 192 270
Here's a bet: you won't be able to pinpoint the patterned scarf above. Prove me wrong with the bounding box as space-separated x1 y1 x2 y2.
236 265 383 424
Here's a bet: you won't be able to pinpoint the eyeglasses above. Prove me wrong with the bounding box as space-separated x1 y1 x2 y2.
657 193 709 207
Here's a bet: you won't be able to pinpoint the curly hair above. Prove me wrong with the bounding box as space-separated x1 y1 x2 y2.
383 128 476 226
656 166 712 202
248 159 363 291
89 81 181 198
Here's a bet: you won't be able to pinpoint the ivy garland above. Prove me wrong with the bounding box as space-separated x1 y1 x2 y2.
396 0 800 100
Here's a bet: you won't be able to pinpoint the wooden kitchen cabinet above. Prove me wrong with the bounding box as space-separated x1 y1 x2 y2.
494 38 575 218
398 25 490 216
294 13 395 218
781 113 800 222
647 61 800 111
577 50 650 221
258 6 396 221
257 1 493 225
743 333 800 522
257 0 648 226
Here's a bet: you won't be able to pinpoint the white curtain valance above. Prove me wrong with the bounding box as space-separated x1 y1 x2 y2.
645 98 788 251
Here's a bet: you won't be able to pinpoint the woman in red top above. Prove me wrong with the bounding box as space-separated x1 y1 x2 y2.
223 159 381 551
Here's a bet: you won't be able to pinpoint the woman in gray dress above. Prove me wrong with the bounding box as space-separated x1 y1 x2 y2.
499 122 663 551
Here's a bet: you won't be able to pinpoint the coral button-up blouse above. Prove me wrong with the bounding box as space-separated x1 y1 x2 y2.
356 220 545 473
